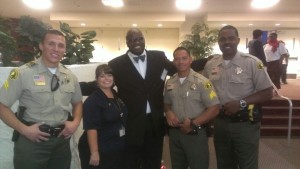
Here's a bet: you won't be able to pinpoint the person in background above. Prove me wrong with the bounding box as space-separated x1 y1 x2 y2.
279 42 289 84
248 29 267 66
78 64 128 169
80 28 208 169
264 32 289 90
203 25 273 169
0 29 83 169
164 47 220 169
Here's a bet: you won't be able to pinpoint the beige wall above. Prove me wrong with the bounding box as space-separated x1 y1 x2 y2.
59 24 299 77
70 27 179 62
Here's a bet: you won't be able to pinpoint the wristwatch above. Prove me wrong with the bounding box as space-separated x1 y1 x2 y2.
240 99 248 110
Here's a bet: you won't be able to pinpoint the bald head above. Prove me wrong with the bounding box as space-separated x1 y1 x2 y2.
126 28 145 55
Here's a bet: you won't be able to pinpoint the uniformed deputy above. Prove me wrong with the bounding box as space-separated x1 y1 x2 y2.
203 25 273 169
0 29 83 169
164 47 220 169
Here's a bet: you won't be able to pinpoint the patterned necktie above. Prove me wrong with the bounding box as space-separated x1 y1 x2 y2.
133 55 145 63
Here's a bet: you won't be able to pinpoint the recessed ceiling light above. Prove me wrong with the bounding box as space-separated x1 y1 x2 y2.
176 0 202 10
275 23 281 26
248 24 253 26
132 24 137 27
251 0 280 9
101 0 123 8
222 24 227 26
81 23 86 26
22 0 52 10
157 24 163 27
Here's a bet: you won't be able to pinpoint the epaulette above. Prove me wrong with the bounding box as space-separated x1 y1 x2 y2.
193 72 205 80
170 73 178 79
61 64 68 69
25 60 37 68
240 52 264 69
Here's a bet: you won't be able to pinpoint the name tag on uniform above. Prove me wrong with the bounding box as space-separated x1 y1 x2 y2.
161 69 168 80
33 75 46 86
119 126 125 137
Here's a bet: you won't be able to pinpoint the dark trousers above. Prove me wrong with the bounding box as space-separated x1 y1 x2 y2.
267 60 281 89
281 64 288 82
126 116 164 169
213 117 260 169
14 135 71 169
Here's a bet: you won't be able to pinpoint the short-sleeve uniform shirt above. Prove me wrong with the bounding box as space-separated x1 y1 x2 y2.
164 69 219 122
0 58 82 126
202 52 272 105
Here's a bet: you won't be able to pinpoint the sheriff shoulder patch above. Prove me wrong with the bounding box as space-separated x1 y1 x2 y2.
9 69 19 80
4 80 9 90
209 90 217 100
204 81 212 90
257 62 264 70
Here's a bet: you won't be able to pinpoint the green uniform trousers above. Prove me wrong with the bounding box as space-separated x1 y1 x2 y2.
14 135 71 169
169 128 209 169
213 117 260 169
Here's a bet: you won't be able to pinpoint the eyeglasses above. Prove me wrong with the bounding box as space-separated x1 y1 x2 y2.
127 37 145 43
51 74 60 92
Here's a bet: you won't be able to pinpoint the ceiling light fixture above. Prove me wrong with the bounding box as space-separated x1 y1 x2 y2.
275 23 281 26
132 24 137 27
22 0 52 10
176 0 202 11
251 0 280 9
101 0 123 8
157 24 163 27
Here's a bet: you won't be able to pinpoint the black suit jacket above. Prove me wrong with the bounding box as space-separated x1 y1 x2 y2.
79 51 208 146
108 50 175 146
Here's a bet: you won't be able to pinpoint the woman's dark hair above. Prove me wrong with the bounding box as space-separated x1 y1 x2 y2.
95 64 113 79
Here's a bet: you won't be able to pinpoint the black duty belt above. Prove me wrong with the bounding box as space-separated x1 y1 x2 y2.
168 125 206 135
23 121 65 137
218 104 262 123
39 124 65 137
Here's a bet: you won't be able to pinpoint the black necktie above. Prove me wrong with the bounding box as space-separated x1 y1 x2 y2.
133 55 145 63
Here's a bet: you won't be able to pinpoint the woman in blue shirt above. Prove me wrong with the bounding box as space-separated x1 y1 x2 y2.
78 64 128 169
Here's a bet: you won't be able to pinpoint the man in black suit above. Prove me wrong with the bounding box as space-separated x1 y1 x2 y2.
80 28 207 169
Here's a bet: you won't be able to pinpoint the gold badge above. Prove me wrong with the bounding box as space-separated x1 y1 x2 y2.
9 69 19 80
257 62 264 69
204 81 212 90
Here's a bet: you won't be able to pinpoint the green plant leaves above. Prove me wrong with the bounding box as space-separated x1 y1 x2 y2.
180 23 219 60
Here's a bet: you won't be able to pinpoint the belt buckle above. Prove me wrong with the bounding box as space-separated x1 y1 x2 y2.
50 126 64 137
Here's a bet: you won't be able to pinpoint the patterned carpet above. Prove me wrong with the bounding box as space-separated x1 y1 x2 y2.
162 137 299 169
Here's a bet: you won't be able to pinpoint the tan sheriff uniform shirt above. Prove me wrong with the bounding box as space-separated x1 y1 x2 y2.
0 58 82 126
202 52 272 105
164 69 219 122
